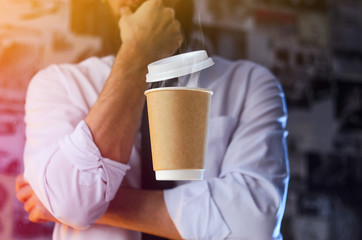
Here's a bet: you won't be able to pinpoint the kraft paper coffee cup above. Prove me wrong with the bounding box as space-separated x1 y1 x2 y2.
145 50 214 181
145 87 212 180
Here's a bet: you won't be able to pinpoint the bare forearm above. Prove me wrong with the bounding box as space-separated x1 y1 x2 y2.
97 188 181 239
85 44 149 163
85 0 182 164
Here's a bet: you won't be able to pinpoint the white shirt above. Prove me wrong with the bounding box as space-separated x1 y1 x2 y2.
24 55 289 240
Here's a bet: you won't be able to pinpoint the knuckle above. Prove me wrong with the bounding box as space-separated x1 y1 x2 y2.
164 8 175 18
28 213 36 222
172 21 181 32
24 199 33 212
175 31 183 42
24 203 30 212
29 210 41 223
175 20 181 27
16 192 22 201
150 0 161 7
15 176 23 190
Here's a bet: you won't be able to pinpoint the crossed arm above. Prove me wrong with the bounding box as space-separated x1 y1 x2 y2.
16 43 182 240
17 0 182 238
16 175 181 239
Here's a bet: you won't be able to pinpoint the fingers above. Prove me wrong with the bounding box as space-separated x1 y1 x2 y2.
120 6 132 17
174 19 182 36
136 0 163 15
15 174 27 191
177 32 184 48
28 207 44 223
118 0 183 61
164 7 175 19
29 198 58 223
146 0 162 7
24 195 36 213
170 19 183 47
16 184 33 203
126 0 146 12
15 175 33 204
24 195 52 223
15 175 57 224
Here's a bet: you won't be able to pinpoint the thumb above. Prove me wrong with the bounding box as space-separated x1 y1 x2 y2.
120 6 132 17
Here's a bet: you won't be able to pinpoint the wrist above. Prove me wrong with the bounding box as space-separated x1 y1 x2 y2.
119 42 153 69
107 43 150 91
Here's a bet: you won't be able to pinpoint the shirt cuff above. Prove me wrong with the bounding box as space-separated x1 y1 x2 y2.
59 120 130 201
164 181 231 240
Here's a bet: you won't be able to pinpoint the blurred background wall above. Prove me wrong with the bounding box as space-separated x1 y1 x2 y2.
0 0 361 239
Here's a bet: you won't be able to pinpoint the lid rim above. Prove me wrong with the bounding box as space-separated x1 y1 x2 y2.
145 87 214 95
146 58 214 82
146 50 214 83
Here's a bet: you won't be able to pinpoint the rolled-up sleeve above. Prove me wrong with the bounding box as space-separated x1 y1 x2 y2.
164 64 289 240
23 65 129 229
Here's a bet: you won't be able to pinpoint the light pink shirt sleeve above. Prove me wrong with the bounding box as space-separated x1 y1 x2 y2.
23 64 129 229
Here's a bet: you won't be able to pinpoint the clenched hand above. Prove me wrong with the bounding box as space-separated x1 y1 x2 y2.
119 0 183 63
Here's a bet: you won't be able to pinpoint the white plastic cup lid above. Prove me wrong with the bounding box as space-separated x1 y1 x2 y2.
146 50 214 83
